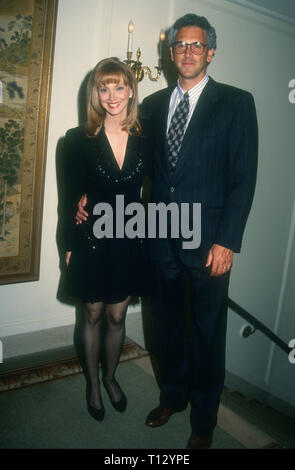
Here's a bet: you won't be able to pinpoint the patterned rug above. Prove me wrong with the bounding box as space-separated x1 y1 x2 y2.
0 339 148 393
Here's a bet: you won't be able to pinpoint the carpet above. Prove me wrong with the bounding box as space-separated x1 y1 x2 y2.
0 360 245 449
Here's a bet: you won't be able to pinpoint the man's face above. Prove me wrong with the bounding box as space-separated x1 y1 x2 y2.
170 26 215 83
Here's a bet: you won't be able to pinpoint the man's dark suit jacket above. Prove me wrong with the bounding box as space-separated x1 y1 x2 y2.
142 77 258 269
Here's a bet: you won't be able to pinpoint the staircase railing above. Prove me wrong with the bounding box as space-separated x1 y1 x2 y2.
228 298 291 354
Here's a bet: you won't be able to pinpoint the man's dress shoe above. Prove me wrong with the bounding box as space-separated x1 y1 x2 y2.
186 432 213 449
145 406 178 427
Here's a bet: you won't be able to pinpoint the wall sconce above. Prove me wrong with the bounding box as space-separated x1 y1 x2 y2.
124 20 165 82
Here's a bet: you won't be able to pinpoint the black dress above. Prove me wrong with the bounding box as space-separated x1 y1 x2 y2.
62 125 151 303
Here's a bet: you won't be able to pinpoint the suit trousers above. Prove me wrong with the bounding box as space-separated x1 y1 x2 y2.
151 250 230 436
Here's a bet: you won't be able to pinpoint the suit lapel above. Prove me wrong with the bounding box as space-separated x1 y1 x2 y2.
157 87 174 155
172 77 219 182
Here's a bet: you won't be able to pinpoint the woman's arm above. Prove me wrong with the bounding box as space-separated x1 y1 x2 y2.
61 127 87 252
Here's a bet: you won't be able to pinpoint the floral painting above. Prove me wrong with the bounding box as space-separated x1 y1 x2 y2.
0 0 57 283
0 1 33 257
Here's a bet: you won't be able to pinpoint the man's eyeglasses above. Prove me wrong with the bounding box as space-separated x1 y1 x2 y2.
172 41 208 55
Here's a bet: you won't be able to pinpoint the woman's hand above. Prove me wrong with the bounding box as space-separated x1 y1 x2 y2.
65 251 72 267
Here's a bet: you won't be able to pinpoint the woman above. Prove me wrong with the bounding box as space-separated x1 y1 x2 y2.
62 58 150 421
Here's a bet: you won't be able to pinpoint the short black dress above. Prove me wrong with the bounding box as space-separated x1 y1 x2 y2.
62 125 151 304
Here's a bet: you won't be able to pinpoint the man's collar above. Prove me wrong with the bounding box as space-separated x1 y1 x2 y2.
176 74 209 98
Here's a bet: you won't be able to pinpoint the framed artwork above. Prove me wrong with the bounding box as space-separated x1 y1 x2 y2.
0 0 58 284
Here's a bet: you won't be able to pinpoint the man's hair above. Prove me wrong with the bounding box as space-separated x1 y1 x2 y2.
168 13 217 50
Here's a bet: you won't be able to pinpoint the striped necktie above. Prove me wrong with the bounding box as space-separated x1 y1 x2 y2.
167 92 189 172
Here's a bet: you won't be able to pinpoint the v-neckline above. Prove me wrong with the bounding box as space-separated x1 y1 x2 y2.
103 127 129 172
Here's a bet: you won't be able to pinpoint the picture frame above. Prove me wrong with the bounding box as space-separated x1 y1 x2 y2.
0 0 58 284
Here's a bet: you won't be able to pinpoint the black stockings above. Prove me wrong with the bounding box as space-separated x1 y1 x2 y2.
76 297 130 410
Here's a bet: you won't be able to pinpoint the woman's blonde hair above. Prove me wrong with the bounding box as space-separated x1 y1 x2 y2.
86 57 141 136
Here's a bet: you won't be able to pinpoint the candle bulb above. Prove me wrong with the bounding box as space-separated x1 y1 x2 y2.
159 29 165 58
127 20 134 53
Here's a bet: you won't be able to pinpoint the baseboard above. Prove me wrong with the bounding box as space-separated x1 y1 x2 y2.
225 370 295 420
0 338 148 393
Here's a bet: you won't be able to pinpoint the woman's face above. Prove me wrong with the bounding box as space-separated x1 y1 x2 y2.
98 77 132 119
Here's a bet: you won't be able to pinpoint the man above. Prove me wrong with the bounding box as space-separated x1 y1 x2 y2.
76 13 258 449
141 13 258 449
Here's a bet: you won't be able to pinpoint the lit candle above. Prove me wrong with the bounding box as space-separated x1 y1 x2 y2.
159 29 165 58
127 20 134 53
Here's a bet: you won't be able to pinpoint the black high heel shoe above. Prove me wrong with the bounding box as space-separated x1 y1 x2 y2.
102 377 127 413
86 385 105 421
87 401 105 421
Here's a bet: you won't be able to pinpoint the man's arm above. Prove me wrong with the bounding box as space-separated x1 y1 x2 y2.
76 194 88 224
214 91 258 253
207 91 258 276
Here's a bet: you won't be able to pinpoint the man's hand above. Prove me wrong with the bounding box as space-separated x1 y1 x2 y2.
65 251 71 266
206 244 233 277
76 194 88 224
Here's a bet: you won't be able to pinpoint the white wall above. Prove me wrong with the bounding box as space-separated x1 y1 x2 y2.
0 0 294 412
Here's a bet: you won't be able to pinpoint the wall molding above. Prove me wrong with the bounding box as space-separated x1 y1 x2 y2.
224 0 295 26
91 0 114 64
194 0 295 36
265 199 295 384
